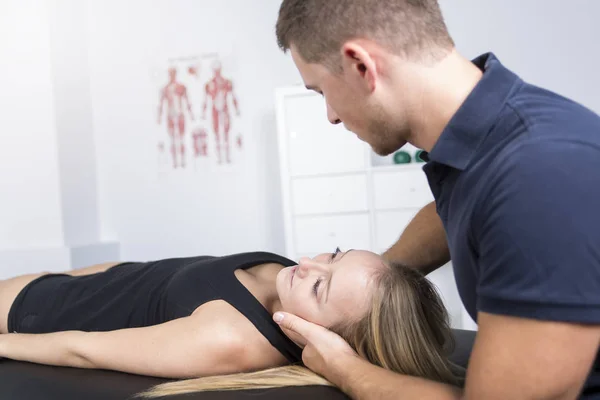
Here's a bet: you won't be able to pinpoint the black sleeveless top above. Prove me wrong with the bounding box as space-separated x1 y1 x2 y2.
8 252 302 363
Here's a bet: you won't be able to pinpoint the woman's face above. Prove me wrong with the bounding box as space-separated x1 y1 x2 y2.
275 249 384 328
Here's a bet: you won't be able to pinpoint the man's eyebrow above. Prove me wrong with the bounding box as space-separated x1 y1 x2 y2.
325 249 353 303
305 85 320 92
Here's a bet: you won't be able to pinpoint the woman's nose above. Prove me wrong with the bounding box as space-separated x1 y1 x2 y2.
296 264 308 278
297 258 325 278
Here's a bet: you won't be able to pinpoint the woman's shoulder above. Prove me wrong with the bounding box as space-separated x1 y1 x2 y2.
190 300 289 368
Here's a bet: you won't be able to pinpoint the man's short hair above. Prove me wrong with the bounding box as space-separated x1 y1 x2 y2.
276 0 454 70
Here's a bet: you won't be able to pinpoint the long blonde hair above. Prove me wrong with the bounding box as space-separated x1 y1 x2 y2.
138 262 459 397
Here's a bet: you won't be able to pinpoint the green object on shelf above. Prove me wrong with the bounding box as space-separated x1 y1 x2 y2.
415 150 427 163
393 151 412 164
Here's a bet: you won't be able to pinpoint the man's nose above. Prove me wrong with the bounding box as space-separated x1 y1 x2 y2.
326 103 341 125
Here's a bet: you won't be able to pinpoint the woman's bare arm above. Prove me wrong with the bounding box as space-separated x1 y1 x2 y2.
0 330 85 368
0 301 286 378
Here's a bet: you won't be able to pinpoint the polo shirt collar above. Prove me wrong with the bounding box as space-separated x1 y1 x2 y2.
426 52 520 170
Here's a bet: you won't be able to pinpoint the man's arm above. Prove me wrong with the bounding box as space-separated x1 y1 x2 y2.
332 355 460 400
275 311 600 400
340 313 600 399
382 201 450 275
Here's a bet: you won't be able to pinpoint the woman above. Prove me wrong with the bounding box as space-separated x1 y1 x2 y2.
0 248 460 397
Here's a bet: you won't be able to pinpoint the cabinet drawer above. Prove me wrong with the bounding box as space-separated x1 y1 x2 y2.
284 94 367 176
291 174 368 215
374 210 419 251
294 214 371 254
373 169 433 210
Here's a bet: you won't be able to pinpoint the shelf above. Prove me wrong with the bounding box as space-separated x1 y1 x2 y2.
370 143 427 168
368 163 425 173
289 169 367 180
292 210 370 218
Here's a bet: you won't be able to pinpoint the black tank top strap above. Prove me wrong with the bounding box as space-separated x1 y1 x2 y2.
208 252 302 363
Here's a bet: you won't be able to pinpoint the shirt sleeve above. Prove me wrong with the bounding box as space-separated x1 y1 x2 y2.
473 139 600 323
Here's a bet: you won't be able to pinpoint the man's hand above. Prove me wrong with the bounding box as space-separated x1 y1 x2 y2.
274 312 461 400
274 312 358 380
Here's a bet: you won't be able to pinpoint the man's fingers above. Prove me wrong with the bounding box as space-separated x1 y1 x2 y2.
273 312 313 340
281 326 307 348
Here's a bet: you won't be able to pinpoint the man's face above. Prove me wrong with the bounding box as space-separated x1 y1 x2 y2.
290 46 408 156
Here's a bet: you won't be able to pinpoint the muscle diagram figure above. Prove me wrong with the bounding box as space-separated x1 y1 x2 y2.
192 127 208 158
202 60 240 164
157 67 194 169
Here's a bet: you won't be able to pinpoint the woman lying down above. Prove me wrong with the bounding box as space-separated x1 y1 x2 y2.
0 249 462 397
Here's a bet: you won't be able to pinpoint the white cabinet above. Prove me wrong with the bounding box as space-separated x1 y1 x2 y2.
294 213 372 256
283 94 366 176
276 87 432 259
373 169 434 209
276 86 471 329
291 174 369 215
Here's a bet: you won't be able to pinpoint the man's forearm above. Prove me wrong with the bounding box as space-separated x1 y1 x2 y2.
331 354 462 400
382 201 450 275
0 331 89 368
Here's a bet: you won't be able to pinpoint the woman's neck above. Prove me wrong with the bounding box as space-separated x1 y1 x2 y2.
266 296 284 316
237 262 286 316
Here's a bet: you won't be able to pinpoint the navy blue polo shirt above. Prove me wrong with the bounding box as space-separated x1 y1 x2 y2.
423 53 600 397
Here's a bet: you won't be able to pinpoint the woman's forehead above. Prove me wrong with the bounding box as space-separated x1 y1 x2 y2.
327 261 374 313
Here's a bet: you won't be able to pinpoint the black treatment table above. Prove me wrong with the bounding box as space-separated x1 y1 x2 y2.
0 329 476 399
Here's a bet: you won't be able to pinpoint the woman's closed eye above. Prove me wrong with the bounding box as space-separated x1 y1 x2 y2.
312 277 322 298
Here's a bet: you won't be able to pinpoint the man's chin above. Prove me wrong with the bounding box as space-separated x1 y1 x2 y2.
372 147 393 156
375 139 409 156
372 145 400 157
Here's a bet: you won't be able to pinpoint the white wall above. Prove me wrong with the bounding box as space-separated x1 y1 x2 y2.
49 0 100 247
0 0 118 276
0 0 64 251
440 0 600 115
88 0 302 260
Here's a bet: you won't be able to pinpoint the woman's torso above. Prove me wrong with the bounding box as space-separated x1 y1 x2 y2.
160 252 290 322
10 252 302 362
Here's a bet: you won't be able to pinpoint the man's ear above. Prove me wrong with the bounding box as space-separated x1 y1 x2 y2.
340 42 378 93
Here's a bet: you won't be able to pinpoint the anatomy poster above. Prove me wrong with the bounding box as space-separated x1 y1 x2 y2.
153 53 243 171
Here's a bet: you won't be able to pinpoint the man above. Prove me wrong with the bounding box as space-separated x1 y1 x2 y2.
272 1 600 399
